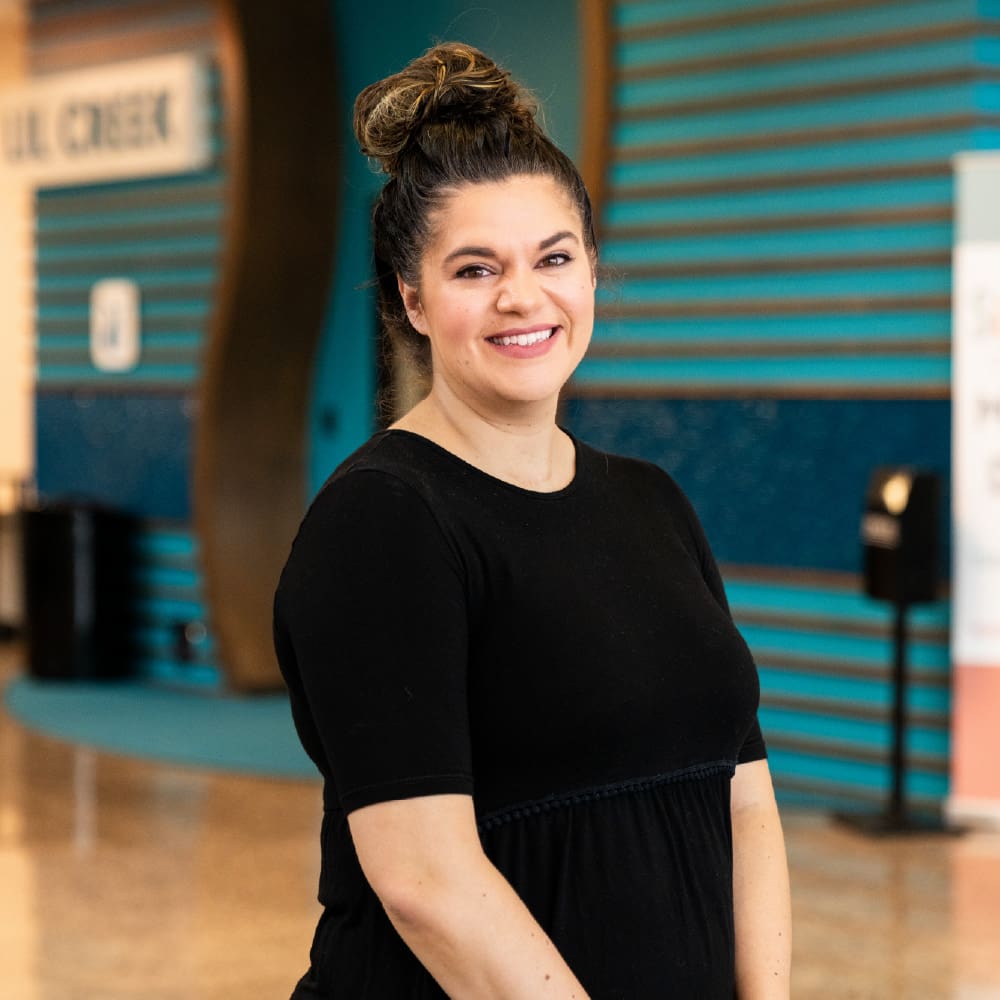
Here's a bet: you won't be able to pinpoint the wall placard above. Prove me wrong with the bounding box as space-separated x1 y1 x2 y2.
0 53 210 187
90 278 141 373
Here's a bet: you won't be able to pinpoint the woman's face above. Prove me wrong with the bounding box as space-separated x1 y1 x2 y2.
399 174 595 416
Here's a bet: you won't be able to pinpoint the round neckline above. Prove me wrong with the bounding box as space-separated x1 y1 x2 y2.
378 427 584 499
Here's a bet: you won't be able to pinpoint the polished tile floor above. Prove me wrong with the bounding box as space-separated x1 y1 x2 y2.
2 642 999 999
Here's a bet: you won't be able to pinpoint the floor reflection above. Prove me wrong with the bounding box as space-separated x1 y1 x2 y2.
2 643 999 999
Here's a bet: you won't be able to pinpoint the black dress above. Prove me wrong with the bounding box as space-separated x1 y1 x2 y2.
273 429 765 998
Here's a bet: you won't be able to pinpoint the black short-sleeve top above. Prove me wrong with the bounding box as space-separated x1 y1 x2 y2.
273 429 765 999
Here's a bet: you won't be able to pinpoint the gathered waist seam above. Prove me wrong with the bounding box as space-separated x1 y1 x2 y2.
477 759 736 833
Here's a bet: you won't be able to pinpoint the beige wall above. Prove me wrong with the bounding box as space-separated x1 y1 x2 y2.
0 0 31 510
0 0 31 625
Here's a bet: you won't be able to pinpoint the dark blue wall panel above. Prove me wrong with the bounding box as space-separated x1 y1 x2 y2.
36 392 192 521
563 397 951 574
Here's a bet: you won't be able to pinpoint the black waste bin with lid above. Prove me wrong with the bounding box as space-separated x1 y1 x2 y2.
21 502 137 680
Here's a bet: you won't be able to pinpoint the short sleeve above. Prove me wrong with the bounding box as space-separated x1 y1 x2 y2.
736 719 767 764
273 468 474 813
662 470 768 765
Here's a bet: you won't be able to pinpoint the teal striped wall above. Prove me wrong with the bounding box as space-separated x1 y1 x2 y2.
30 0 225 686
36 169 223 388
726 570 949 811
576 0 1000 396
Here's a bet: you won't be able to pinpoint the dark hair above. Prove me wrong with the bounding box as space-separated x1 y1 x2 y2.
353 42 598 380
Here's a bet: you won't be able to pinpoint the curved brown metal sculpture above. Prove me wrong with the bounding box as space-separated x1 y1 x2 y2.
194 0 340 691
579 0 613 234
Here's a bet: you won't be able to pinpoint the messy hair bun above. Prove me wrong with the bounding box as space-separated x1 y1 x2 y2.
354 42 539 176
354 42 597 406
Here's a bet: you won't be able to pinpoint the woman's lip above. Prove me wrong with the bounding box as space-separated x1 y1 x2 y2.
486 327 560 357
488 324 557 340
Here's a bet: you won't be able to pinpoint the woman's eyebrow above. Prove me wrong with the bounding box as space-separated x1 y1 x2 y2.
538 230 579 251
442 230 580 266
442 245 496 265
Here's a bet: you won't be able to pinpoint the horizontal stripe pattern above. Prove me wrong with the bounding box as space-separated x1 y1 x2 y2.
574 0 1000 395
620 4 984 72
132 524 220 688
30 0 225 390
34 173 223 388
724 566 951 810
29 0 218 74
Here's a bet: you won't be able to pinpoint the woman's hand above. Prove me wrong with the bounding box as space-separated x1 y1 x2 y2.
731 759 792 998
349 793 590 998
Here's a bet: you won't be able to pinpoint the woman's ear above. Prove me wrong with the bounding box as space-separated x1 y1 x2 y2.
398 276 429 336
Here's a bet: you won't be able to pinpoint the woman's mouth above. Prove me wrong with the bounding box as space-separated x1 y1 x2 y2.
488 327 556 347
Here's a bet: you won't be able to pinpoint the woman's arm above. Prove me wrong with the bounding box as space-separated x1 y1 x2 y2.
349 793 590 999
731 758 792 998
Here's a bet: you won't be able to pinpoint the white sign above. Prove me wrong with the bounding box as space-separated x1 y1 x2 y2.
90 278 141 372
0 53 210 187
952 241 1000 667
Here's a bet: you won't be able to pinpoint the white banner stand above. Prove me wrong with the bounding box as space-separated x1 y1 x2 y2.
948 152 1000 829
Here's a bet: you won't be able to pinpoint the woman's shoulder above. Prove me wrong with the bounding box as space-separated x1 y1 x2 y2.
278 432 464 586
308 429 454 513
285 432 451 550
575 437 708 551
576 437 686 503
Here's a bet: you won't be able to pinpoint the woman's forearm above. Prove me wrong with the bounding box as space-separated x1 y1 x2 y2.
731 760 792 998
382 852 588 998
350 794 589 999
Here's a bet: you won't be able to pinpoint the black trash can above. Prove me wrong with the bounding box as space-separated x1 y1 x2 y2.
21 502 137 680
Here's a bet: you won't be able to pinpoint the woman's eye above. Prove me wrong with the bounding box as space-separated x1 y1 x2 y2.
456 264 492 278
540 252 571 267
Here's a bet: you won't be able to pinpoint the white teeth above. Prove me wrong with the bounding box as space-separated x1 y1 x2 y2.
492 328 554 347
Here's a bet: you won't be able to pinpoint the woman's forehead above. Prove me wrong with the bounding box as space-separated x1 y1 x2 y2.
428 175 582 247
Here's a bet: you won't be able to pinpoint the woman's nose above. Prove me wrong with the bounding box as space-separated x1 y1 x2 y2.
496 267 541 312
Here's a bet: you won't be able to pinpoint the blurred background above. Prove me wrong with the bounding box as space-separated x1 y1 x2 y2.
1 0 1000 997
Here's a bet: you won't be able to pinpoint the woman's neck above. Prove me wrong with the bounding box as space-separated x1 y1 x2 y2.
391 390 575 493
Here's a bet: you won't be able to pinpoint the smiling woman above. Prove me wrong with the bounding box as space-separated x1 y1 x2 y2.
273 41 791 999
